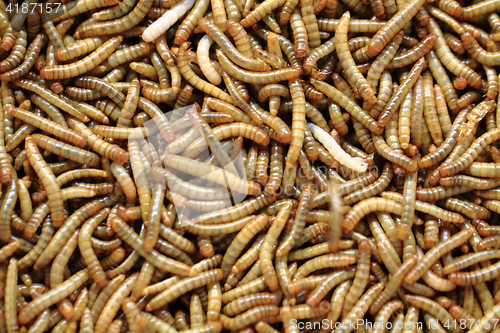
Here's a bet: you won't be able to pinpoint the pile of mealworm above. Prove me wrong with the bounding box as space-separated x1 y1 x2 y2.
0 0 499 332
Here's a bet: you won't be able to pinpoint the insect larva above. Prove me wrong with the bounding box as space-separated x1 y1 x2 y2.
129 62 157 81
0 28 27 74
388 33 437 67
405 295 461 333
338 283 385 333
146 270 223 311
142 0 196 43
197 35 221 85
33 200 101 270
188 294 205 328
336 13 377 106
40 36 122 80
310 79 382 134
23 136 65 229
371 255 417 315
298 269 352 307
258 204 287 290
216 49 298 84
18 269 89 325
428 19 482 89
377 57 427 128
92 0 141 21
441 197 490 220
219 305 279 331
437 0 463 17
199 19 268 72
309 122 367 173
54 37 102 62
163 152 261 197
172 0 209 46
121 297 142 333
75 0 151 38
459 0 500 20
110 216 192 276
223 293 277 317
140 276 181 298
12 79 88 121
367 0 425 57
93 273 138 333
198 281 218 322
335 241 368 315
397 164 417 240
221 214 268 279
289 9 308 58
372 301 405 333
77 208 110 287
31 134 100 167
439 129 498 178
323 180 343 253
317 280 352 333
184 215 257 236
448 257 500 286
0 34 43 82
5 259 17 333
276 187 312 256
297 0 320 49
365 30 403 97
71 77 125 108
443 250 500 275
177 43 234 104
403 227 474 285
50 230 79 318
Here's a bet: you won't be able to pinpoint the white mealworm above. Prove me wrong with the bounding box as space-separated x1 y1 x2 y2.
142 0 197 42
309 122 368 172
197 35 222 85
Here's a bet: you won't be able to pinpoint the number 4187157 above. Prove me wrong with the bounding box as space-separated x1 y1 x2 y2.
6 2 62 14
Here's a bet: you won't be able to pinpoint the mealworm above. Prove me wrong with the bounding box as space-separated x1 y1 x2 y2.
24 136 64 228
93 273 138 333
197 35 221 85
338 240 369 316
367 0 426 57
216 49 298 84
337 283 385 333
18 269 89 325
221 214 268 279
5 259 16 333
0 34 43 82
41 36 122 80
336 13 377 106
146 270 223 311
370 255 418 314
76 0 151 38
0 29 27 74
110 216 192 276
143 0 196 42
439 127 499 178
405 295 461 333
12 79 88 121
178 43 234 104
404 227 473 285
366 30 403 98
398 164 418 240
428 18 482 89
310 79 382 134
377 58 427 128
301 269 355 307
